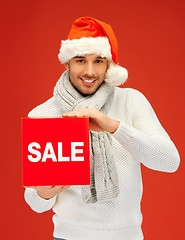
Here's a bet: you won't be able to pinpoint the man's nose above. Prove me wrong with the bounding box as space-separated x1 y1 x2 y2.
84 62 95 77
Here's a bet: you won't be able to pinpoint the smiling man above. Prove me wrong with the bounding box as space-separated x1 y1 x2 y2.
24 17 180 240
65 54 108 96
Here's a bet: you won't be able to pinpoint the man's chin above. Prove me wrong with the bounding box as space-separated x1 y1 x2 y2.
79 89 96 96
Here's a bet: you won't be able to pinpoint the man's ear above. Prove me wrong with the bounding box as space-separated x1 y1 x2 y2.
64 62 69 70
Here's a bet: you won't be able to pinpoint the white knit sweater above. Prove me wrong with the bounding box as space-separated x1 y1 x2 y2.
24 87 180 240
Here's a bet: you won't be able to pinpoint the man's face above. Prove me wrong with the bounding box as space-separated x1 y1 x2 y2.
65 54 108 96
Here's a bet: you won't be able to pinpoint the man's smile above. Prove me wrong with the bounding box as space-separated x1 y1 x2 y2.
80 77 97 86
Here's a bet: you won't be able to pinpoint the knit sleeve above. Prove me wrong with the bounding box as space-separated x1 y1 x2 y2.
24 188 57 213
112 89 180 172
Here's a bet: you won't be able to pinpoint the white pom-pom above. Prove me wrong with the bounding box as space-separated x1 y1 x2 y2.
105 63 128 86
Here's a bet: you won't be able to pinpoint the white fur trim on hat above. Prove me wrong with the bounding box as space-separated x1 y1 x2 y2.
58 37 112 64
105 62 128 86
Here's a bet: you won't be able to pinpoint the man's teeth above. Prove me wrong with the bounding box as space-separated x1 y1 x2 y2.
81 78 95 83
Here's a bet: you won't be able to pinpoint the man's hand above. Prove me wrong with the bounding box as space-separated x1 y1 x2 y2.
26 185 70 200
62 108 120 133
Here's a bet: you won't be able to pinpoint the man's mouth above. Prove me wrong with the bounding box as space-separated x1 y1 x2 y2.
80 77 96 85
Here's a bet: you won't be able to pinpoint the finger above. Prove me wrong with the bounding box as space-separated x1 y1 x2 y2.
63 110 89 118
62 112 77 118
25 186 37 189
49 186 69 195
76 113 89 118
62 112 74 116
54 185 70 189
61 185 70 190
62 115 76 118
32 186 54 192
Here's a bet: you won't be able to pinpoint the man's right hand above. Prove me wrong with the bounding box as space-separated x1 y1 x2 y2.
26 185 71 200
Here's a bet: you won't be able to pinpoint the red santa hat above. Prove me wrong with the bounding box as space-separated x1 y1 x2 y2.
58 17 128 86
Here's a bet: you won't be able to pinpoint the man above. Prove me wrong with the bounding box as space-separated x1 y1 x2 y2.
24 17 180 240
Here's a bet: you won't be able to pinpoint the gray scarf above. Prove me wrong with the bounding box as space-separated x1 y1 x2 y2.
53 70 119 203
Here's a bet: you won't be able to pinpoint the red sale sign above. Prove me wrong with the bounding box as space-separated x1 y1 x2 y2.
22 117 90 186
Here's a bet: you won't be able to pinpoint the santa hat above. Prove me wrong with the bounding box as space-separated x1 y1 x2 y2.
58 17 128 86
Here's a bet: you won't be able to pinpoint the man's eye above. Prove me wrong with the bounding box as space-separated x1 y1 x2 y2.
77 60 85 63
95 60 102 63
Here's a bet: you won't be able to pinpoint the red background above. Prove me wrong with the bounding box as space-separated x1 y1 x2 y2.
1 0 185 239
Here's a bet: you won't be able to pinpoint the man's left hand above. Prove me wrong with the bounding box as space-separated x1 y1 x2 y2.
62 108 120 133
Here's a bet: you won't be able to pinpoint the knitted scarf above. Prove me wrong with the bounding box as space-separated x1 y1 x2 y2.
53 70 119 203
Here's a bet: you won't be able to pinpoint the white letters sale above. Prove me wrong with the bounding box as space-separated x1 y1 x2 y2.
28 142 85 162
